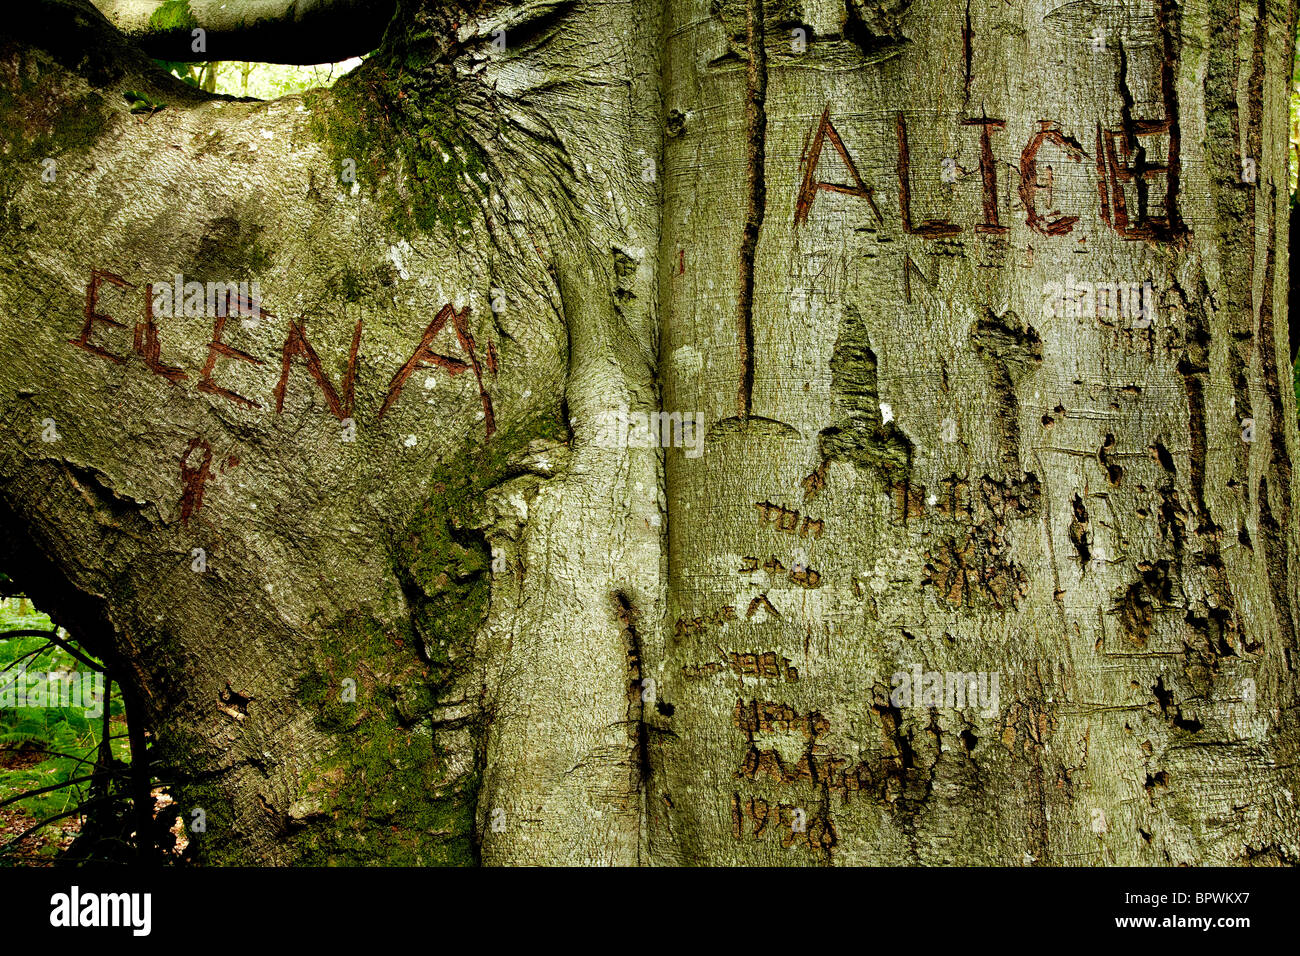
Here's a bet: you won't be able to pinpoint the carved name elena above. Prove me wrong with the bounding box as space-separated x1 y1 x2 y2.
68 268 497 439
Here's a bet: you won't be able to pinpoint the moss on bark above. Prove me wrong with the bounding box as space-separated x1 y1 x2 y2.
284 405 566 865
306 59 489 239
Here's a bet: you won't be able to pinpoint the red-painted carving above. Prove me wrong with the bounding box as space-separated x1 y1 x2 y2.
1099 118 1183 240
179 438 213 523
795 106 883 228
136 284 187 384
1019 121 1086 236
70 270 130 363
896 113 961 238
273 317 361 420
197 314 266 409
962 117 1008 235
378 303 496 437
71 274 502 441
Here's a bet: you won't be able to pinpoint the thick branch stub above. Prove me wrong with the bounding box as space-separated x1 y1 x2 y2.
92 0 397 64
844 0 912 51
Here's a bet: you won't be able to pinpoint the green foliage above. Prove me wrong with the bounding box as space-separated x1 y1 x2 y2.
148 0 198 31
0 604 127 863
307 65 489 238
223 60 364 100
154 60 204 89
286 408 567 865
1291 27 1299 197
123 90 165 114
153 58 364 100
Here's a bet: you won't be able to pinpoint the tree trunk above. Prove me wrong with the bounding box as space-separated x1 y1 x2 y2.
0 0 1297 865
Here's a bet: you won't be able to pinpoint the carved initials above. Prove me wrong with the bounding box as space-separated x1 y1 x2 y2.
795 106 883 228
378 303 496 437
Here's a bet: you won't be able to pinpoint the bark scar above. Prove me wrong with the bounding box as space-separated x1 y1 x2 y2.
736 0 767 418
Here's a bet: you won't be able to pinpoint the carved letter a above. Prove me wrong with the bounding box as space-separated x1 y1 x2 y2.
794 106 883 228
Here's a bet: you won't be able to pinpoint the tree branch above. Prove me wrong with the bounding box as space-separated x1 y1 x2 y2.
0 772 102 811
0 792 126 857
91 0 396 64
0 629 104 671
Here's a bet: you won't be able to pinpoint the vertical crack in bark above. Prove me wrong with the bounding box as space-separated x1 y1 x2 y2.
1241 0 1298 653
1257 241 1298 650
615 591 649 860
736 0 768 418
961 0 973 108
1247 0 1269 273
1154 0 1185 239
1114 40 1147 225
1175 274 1213 530
1204 0 1256 526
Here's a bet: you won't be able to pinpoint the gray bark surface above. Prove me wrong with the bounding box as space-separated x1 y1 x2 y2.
0 0 1297 865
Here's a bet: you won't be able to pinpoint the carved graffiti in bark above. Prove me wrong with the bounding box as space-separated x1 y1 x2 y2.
71 271 497 433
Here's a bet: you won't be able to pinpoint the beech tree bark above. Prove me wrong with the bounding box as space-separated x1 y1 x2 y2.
1 0 1298 865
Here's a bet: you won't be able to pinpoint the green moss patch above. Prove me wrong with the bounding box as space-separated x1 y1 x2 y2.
289 405 566 865
0 68 108 167
306 62 489 238
148 1 199 32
